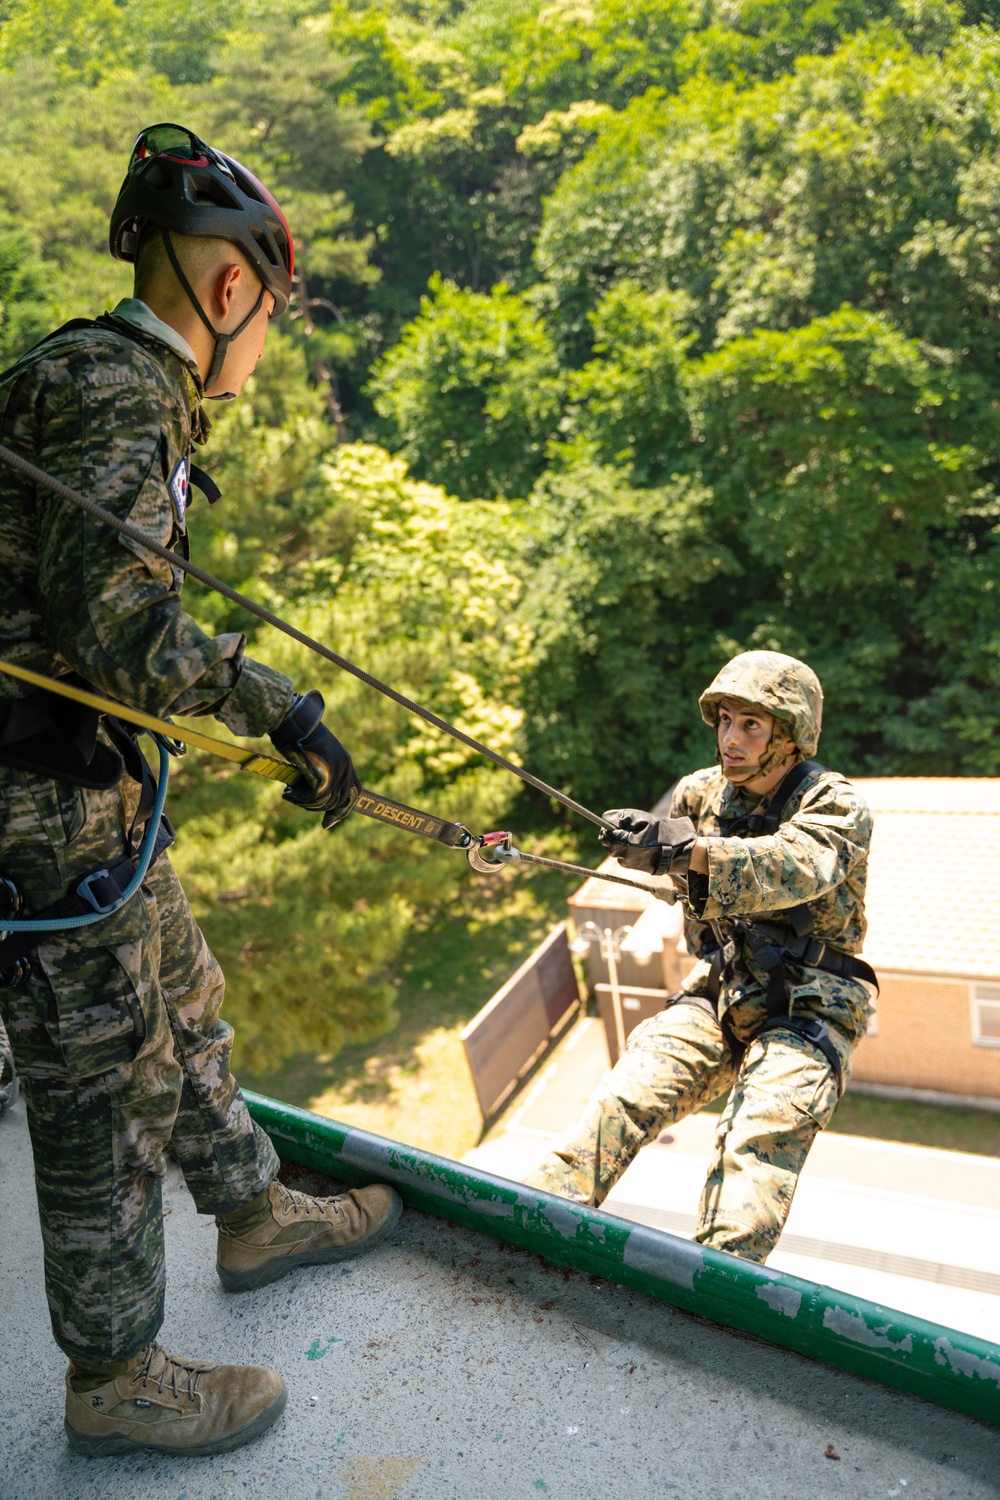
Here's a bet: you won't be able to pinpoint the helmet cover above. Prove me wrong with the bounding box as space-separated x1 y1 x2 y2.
699 650 824 761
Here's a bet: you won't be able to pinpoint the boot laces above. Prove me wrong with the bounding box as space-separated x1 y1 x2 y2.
277 1181 344 1219
131 1344 204 1403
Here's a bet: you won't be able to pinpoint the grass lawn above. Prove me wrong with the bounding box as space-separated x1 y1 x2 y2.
238 820 591 1159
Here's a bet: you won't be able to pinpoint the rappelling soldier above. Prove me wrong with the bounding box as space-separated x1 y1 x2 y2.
525 651 876 1263
0 124 402 1457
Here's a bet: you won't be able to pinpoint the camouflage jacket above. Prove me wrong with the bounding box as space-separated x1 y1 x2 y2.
670 762 873 1031
0 313 292 736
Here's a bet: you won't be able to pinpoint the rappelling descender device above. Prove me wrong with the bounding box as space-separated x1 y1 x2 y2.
466 829 521 874
465 827 676 901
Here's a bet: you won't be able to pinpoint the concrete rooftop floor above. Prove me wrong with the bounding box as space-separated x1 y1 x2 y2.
2 1101 998 1500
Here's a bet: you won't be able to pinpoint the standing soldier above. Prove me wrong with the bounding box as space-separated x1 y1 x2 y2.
0 124 402 1457
525 651 876 1263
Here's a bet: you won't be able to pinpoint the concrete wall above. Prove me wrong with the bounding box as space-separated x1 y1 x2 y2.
852 973 1000 1101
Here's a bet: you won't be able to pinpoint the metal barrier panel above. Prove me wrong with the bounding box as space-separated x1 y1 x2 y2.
460 921 580 1119
246 1091 1000 1428
595 982 667 1064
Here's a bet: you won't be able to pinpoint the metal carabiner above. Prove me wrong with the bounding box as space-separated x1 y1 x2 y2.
466 831 522 875
151 723 187 758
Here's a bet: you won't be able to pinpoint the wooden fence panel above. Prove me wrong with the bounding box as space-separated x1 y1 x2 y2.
460 922 580 1120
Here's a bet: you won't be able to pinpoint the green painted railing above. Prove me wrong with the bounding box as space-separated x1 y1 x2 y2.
246 1091 1000 1427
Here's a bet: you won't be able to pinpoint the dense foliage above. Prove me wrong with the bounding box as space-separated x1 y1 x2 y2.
3 0 999 1059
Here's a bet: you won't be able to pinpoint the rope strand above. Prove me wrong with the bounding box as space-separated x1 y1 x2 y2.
510 849 676 903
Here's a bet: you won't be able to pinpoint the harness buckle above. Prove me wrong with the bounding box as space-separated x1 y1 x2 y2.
75 867 121 915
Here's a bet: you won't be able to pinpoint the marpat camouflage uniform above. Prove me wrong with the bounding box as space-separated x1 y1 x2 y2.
0 312 292 1360
526 653 874 1263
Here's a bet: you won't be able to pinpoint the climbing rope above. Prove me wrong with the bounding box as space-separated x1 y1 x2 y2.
0 444 678 907
0 442 610 832
468 833 675 904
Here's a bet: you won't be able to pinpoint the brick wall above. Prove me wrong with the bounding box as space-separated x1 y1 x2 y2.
851 973 1000 1099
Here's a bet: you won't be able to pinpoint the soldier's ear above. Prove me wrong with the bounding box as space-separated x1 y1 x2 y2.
212 263 243 320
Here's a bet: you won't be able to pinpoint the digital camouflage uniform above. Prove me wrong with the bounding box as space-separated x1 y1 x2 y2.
526 654 873 1263
0 1012 17 1112
0 308 295 1360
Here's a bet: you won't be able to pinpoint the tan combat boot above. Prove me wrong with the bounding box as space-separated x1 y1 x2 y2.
65 1343 287 1457
216 1178 403 1292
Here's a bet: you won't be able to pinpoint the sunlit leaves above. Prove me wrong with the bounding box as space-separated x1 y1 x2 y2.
370 274 565 497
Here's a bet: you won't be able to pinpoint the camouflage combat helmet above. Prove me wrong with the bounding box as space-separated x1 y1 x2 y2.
699 651 823 778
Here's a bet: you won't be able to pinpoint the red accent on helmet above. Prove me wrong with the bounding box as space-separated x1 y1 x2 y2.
161 153 212 169
220 154 294 284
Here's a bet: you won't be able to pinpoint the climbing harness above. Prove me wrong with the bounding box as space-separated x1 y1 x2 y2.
0 732 172 985
694 760 878 1094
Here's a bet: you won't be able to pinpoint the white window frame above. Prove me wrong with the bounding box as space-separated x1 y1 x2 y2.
970 983 1000 1049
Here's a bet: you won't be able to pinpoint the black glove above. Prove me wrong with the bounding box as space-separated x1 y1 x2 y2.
270 690 360 830
598 809 698 877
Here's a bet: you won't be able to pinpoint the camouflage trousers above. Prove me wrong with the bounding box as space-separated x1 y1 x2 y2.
0 763 278 1362
0 1011 16 1111
524 999 856 1262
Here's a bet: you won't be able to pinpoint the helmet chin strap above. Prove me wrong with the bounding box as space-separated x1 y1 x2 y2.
721 762 767 785
160 228 264 400
718 719 797 785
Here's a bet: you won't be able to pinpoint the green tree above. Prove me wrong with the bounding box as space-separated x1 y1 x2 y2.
370 275 564 497
536 28 1000 374
0 229 51 365
677 0 961 84
515 463 725 806
502 0 695 116
564 281 695 485
691 306 994 594
0 0 127 81
191 16 377 424
0 0 248 84
171 439 528 1068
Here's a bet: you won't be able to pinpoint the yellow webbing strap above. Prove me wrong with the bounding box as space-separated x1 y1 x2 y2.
0 659 298 783
0 659 473 846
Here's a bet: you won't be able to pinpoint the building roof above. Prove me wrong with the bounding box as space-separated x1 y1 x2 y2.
851 779 1000 981
5 1103 997 1497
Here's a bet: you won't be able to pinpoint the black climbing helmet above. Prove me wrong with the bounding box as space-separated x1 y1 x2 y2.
109 123 293 316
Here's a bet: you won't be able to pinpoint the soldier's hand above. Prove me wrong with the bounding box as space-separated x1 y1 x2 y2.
270 690 360 830
598 809 698 877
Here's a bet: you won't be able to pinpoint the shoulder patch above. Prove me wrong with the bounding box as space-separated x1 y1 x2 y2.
168 456 189 526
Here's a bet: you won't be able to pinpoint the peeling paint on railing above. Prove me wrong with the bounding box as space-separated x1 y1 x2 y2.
246 1091 1000 1428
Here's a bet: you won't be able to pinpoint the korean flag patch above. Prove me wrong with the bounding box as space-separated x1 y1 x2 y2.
168 457 189 527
